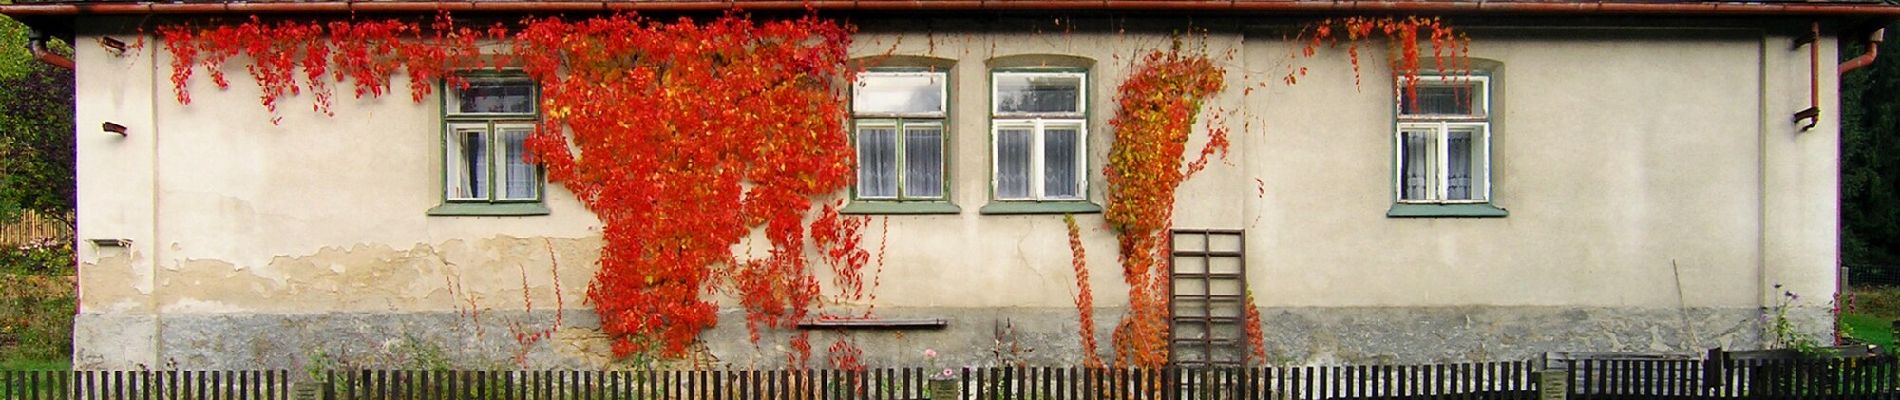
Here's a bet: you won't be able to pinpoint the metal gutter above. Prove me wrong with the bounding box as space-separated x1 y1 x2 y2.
1840 27 1885 74
26 29 72 70
2 1 1900 17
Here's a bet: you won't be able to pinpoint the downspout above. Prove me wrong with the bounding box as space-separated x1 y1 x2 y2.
1836 25 1883 344
27 29 73 70
1840 28 1885 75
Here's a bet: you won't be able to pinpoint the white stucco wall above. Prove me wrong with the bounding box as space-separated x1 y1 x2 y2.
64 15 1843 368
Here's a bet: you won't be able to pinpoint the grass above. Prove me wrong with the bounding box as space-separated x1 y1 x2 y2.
1842 313 1895 348
0 358 69 371
1843 286 1900 349
0 273 73 370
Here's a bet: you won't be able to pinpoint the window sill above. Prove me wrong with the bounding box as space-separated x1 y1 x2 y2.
840 201 962 215
1386 203 1508 218
428 202 550 217
979 201 1102 215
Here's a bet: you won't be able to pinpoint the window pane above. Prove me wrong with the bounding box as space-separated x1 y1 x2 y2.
995 73 1083 114
454 78 535 114
996 128 1034 199
1400 83 1479 116
1042 126 1082 199
1446 127 1486 201
1399 129 1436 201
903 125 945 199
500 127 538 200
446 127 489 200
856 126 899 199
854 73 946 115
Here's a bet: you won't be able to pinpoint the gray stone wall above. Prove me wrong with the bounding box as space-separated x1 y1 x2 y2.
75 305 1814 371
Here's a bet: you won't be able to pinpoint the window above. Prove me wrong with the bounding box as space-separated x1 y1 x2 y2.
852 71 949 202
1389 75 1506 218
430 74 547 216
990 71 1088 203
1170 229 1248 367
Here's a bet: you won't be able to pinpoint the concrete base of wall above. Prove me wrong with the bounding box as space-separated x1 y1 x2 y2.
72 305 1817 371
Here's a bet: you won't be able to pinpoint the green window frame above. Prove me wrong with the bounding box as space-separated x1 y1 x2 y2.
844 69 960 215
429 72 550 217
981 67 1101 215
1388 73 1506 218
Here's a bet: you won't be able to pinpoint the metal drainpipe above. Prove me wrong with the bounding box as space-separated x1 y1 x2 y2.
27 29 74 70
1840 28 1885 75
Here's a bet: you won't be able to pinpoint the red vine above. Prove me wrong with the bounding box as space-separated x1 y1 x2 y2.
159 12 866 362
1104 43 1228 368
1286 16 1471 99
1064 214 1103 369
512 13 856 358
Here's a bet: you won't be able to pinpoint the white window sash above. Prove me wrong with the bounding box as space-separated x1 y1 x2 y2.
993 118 1087 201
992 71 1087 117
494 123 540 201
993 121 1035 201
446 122 491 201
1397 75 1490 120
854 71 949 119
855 120 902 200
901 121 947 200
447 77 538 117
1394 122 1489 204
1396 74 1491 204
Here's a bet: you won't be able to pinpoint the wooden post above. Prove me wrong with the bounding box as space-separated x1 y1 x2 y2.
929 377 958 400
1538 370 1568 400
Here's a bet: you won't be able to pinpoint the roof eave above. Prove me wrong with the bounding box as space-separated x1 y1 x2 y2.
4 0 1900 17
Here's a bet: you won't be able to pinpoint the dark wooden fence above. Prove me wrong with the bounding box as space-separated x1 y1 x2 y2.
3 357 1897 399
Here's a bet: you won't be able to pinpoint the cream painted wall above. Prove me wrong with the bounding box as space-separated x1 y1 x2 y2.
1246 30 1810 309
68 20 1839 327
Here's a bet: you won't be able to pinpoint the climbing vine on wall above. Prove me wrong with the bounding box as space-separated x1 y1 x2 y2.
1090 19 1469 368
1063 214 1103 369
1103 43 1229 368
1287 16 1471 98
157 12 867 363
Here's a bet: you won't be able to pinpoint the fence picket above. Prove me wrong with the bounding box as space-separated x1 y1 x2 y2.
16 357 1900 400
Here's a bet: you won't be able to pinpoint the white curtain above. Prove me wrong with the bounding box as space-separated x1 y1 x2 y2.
446 128 488 200
502 129 536 200
903 126 944 199
1401 131 1432 201
856 127 899 198
996 128 1034 199
1446 131 1473 200
1042 127 1080 199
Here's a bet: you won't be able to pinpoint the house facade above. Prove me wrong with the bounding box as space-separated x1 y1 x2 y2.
4 1 1895 370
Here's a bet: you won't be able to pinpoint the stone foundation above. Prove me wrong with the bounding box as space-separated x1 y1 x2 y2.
72 305 1813 371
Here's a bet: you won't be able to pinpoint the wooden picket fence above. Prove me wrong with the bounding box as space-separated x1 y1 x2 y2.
0 211 70 247
2 357 1897 399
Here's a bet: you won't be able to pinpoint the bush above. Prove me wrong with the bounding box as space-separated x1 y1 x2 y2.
0 274 73 367
0 238 72 275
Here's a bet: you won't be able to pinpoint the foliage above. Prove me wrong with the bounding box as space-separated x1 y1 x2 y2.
1839 313 1893 348
1841 22 1900 285
0 13 38 81
1770 285 1824 354
0 61 75 229
157 12 866 364
1063 214 1102 368
157 14 491 122
1288 16 1470 98
0 273 74 367
1103 42 1228 368
0 238 72 276
511 14 857 363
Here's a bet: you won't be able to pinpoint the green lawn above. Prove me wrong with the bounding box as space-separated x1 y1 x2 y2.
1842 312 1895 348
0 358 68 371
0 273 73 370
